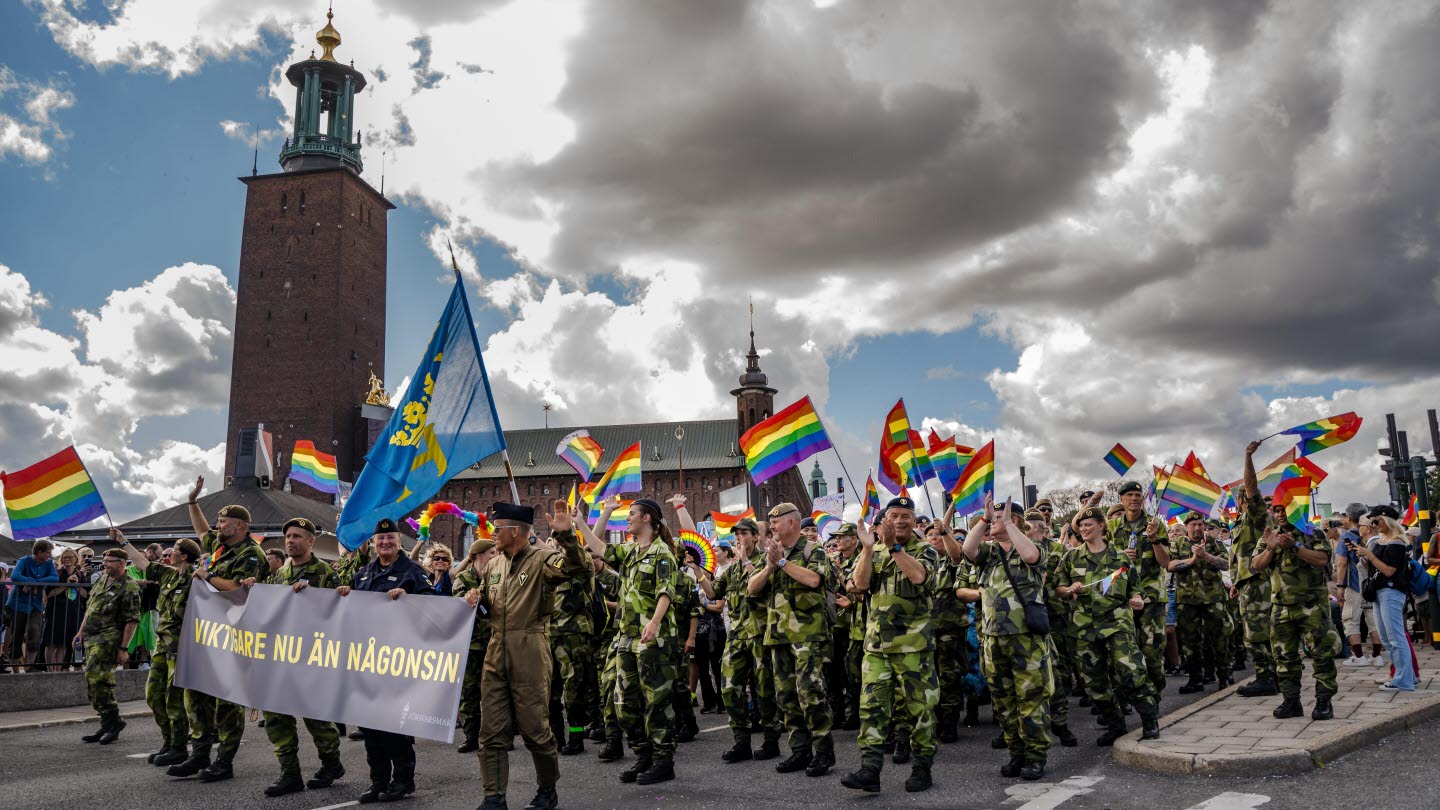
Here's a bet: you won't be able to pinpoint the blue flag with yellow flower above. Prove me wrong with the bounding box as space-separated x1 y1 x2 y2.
336 278 506 550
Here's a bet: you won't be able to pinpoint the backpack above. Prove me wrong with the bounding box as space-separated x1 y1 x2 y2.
1407 558 1435 598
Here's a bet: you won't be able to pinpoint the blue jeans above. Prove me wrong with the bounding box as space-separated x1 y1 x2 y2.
1375 588 1416 690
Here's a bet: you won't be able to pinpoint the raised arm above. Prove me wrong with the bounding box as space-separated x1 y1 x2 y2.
109 528 150 571
667 494 698 533
1243 441 1261 500
186 476 210 539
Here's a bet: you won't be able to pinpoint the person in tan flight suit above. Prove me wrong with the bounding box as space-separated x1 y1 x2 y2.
468 501 591 810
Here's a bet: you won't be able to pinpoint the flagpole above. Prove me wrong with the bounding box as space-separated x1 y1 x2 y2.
805 401 860 512
71 446 115 532
449 238 521 504
901 428 939 516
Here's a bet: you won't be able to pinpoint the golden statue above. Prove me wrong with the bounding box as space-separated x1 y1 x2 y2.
365 371 391 406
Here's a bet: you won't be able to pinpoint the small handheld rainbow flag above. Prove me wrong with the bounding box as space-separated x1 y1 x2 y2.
739 396 834 486
590 442 642 504
291 440 340 495
877 399 917 492
861 475 882 525
1158 465 1223 517
678 529 718 573
1102 443 1136 476
1279 411 1363 456
556 430 604 481
590 496 636 532
1 446 108 540
1087 566 1128 595
1402 493 1418 527
710 508 756 536
949 440 995 516
927 431 961 492
1272 476 1314 535
811 510 840 536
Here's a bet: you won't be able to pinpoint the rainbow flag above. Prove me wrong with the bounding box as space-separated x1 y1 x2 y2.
1096 566 1128 595
739 396 834 486
1294 455 1328 487
291 440 340 494
862 475 882 525
1103 443 1136 476
1256 449 1303 498
1403 494 1419 528
589 496 636 532
710 508 755 536
1272 476 1314 535
906 429 937 484
1 446 109 540
1158 465 1223 517
566 483 577 511
677 530 717 572
811 510 840 536
949 440 995 516
590 442 642 504
1180 451 1210 481
556 430 604 481
1280 411 1363 456
877 399 913 492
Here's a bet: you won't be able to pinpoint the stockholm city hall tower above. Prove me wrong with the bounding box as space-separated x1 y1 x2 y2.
224 10 393 493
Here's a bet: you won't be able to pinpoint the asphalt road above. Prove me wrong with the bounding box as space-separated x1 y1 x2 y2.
4 673 1434 810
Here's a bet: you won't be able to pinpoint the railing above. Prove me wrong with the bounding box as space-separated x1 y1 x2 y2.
1 580 154 673
279 134 363 169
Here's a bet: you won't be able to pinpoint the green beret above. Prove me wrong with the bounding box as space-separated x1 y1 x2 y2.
283 517 320 535
217 504 251 523
1117 482 1143 496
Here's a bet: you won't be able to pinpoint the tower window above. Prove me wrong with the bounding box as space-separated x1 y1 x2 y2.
299 191 306 213
303 311 308 322
281 192 288 213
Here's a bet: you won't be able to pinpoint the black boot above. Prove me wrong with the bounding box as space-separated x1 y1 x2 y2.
1238 679 1278 697
1139 701 1161 740
1273 698 1304 719
596 736 624 762
964 702 979 726
525 786 559 810
265 774 306 797
805 748 834 777
198 760 235 782
841 705 861 731
358 783 387 804
892 737 912 765
154 745 188 767
999 755 1025 778
1178 677 1205 694
1311 695 1334 721
753 737 781 761
841 767 881 792
457 736 479 754
307 759 346 789
938 709 959 743
147 745 169 763
636 760 675 785
1096 707 1127 747
97 718 126 745
990 733 1007 750
559 730 585 755
479 795 508 810
1019 760 1046 781
619 757 651 783
774 750 812 773
904 763 933 792
1217 674 1234 689
1052 724 1078 748
349 728 367 741
722 740 753 762
378 781 415 802
1077 695 1093 708
81 721 108 744
675 723 697 744
167 751 211 778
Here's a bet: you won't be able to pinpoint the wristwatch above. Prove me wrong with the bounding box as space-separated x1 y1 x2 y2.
776 558 788 569
892 544 905 554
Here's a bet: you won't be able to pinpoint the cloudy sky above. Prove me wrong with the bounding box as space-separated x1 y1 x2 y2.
2 0 1438 533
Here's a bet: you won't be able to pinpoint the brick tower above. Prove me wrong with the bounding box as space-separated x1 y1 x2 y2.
731 313 811 514
224 8 394 497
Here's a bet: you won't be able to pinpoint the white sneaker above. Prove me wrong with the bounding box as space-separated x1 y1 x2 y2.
1345 656 1369 667
1372 655 1386 667
1379 683 1414 692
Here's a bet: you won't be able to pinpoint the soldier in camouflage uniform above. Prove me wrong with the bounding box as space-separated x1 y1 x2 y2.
1056 507 1161 745
925 519 972 744
241 518 346 796
753 502 836 778
584 498 680 786
1027 509 1079 748
670 563 702 745
453 538 498 753
549 531 597 755
1103 482 1172 698
1234 443 1279 697
1251 492 1342 721
1170 512 1232 693
841 499 941 794
590 551 625 757
168 495 270 783
839 526 869 734
827 525 862 730
75 548 140 745
964 498 1052 781
113 529 198 765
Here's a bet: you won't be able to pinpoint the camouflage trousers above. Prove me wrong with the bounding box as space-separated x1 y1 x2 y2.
1226 599 1245 666
721 634 780 745
458 639 489 742
1176 603 1229 679
145 652 188 747
935 626 971 719
599 639 620 732
552 633 595 733
1238 578 1276 683
981 633 1053 763
769 641 833 756
1272 602 1342 700
185 689 246 763
83 641 119 720
670 644 697 733
1132 600 1167 695
614 638 676 764
263 712 341 777
1076 628 1156 710
858 649 938 771
1047 630 1075 728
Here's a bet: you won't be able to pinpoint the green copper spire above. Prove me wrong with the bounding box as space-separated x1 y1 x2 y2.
279 7 365 174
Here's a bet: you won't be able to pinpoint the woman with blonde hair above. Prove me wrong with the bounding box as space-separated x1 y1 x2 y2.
1350 505 1417 691
43 547 87 670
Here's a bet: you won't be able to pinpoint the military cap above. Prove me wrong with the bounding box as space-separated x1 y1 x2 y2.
885 496 916 512
492 502 536 524
103 547 128 561
174 538 202 563
217 504 252 523
1368 504 1401 521
832 522 858 537
800 516 816 529
282 517 321 535
1079 490 1096 502
1117 481 1143 496
1024 509 1045 521
1106 504 1126 517
1182 511 1206 524
1034 498 1054 510
373 517 399 534
733 517 760 534
768 502 800 519
469 538 496 555
1072 506 1107 527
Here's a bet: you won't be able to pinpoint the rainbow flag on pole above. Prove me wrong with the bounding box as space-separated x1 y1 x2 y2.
1158 465 1223 517
1402 494 1418 527
949 440 995 516
926 431 961 491
1102 443 1136 476
877 399 913 492
1256 449 1303 498
589 497 635 532
556 430 604 481
1279 411 1363 456
861 475 882 525
291 440 340 495
739 396 834 486
710 508 756 536
1 446 108 540
1095 566 1129 595
1272 476 1314 535
590 442 642 504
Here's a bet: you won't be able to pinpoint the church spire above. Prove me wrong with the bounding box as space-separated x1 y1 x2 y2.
734 300 774 394
317 4 342 61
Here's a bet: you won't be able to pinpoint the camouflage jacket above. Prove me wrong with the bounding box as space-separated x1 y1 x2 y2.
594 564 622 640
1039 536 1074 623
1265 530 1333 608
953 558 980 630
843 554 868 643
929 553 970 633
861 538 939 654
335 547 371 586
265 555 338 589
145 563 193 656
973 541 1049 637
831 554 855 632
605 539 678 643
82 574 140 646
549 556 595 636
1228 498 1268 583
763 539 832 646
200 530 269 585
713 554 766 642
451 567 492 651
1106 514 1167 603
674 569 701 641
1055 543 1135 640
1169 535 1228 605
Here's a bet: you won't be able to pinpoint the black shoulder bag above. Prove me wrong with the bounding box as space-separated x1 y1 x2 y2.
999 552 1050 635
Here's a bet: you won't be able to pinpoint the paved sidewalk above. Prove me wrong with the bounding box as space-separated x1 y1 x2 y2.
1116 645 1440 775
0 699 151 734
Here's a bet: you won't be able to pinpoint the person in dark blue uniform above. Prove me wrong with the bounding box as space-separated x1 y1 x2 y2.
336 518 433 804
